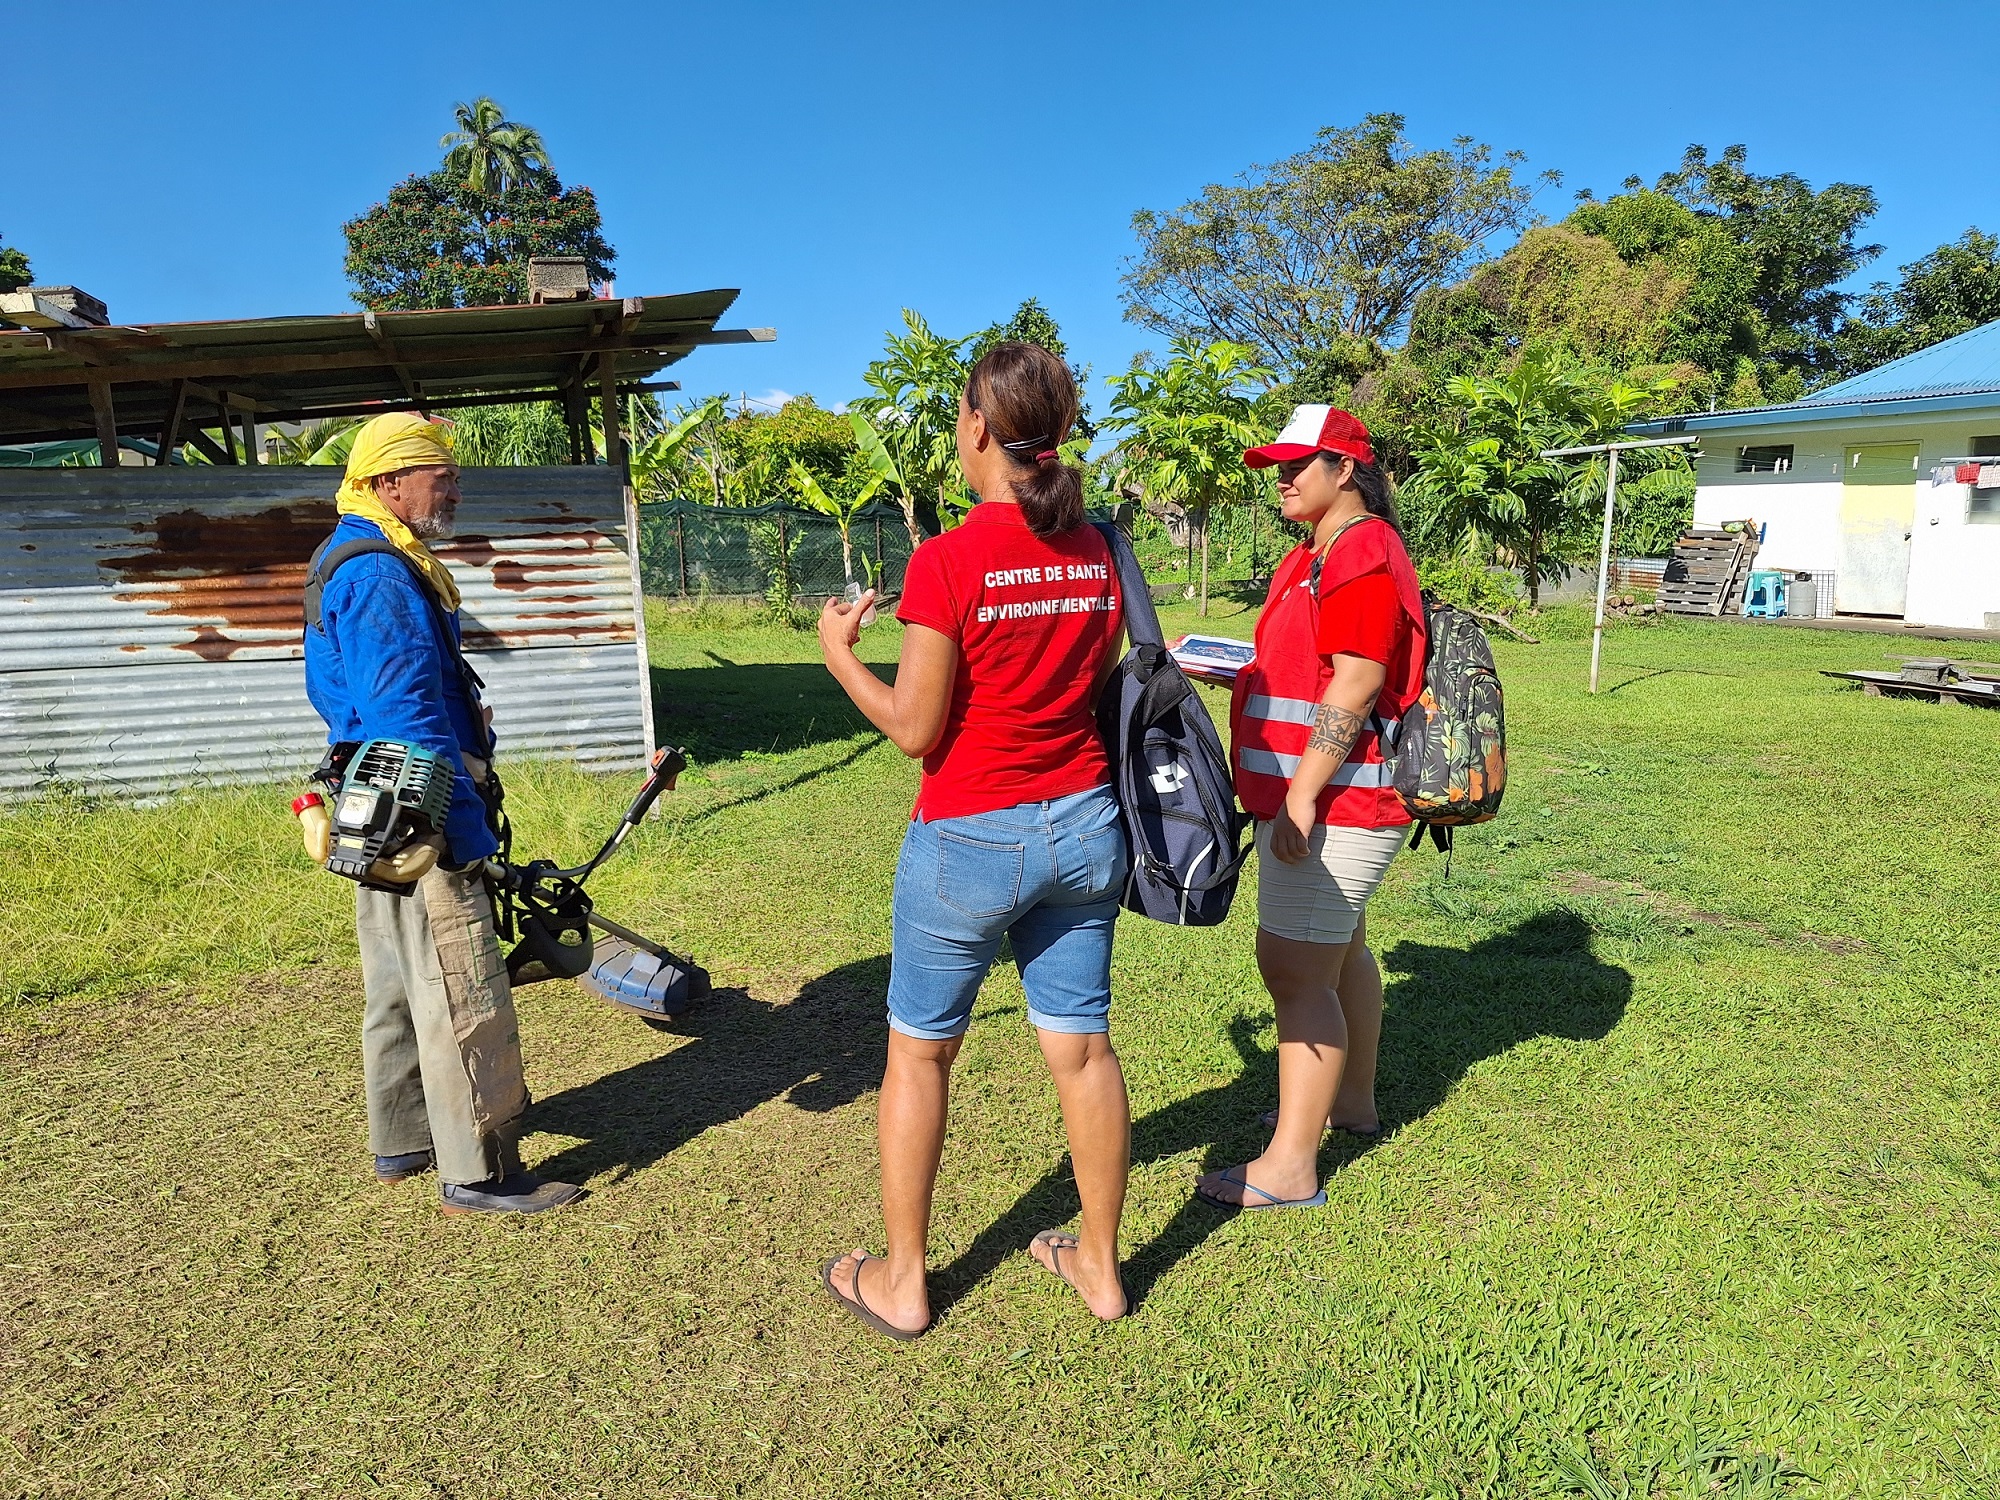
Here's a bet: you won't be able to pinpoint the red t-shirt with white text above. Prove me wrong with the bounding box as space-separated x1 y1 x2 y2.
896 502 1122 821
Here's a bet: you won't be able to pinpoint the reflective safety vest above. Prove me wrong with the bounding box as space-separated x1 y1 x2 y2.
1229 517 1426 829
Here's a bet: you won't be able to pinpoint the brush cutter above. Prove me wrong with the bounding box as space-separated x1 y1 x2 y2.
483 745 711 1027
301 740 709 1027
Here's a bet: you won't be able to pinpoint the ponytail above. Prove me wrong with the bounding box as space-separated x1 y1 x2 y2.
966 342 1085 537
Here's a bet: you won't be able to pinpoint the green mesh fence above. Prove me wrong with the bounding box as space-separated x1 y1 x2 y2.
637 499 920 600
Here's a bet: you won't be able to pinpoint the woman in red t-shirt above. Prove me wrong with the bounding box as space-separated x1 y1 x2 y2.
1198 405 1426 1213
815 344 1131 1335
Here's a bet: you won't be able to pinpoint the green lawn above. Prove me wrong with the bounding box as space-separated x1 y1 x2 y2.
2 599 1996 1498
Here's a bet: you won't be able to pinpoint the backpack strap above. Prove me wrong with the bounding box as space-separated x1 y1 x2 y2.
1306 513 1388 599
1093 521 1163 649
304 537 407 635
306 535 488 702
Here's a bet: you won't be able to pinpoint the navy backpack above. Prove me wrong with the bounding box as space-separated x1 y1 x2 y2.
1093 523 1250 926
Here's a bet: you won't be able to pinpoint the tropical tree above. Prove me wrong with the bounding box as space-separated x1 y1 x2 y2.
1106 339 1275 615
0 228 30 293
1837 227 2000 374
343 102 611 310
852 309 973 530
1121 114 1555 376
440 98 552 196
848 411 921 549
1649 143 1882 393
629 396 726 501
1400 352 1672 604
265 417 362 465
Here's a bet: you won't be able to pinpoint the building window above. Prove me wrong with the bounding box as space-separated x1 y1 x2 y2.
1735 444 1793 473
1971 435 2000 523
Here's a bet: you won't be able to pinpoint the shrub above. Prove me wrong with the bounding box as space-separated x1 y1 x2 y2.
1418 556 1525 616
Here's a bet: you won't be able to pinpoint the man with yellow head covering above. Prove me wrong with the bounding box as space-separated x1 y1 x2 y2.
303 412 580 1217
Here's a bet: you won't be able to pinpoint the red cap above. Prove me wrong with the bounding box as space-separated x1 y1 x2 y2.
291 792 324 815
1244 404 1375 468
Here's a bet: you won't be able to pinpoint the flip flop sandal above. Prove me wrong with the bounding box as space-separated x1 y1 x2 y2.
820 1253 930 1342
1195 1165 1328 1211
1031 1230 1131 1321
1256 1108 1384 1138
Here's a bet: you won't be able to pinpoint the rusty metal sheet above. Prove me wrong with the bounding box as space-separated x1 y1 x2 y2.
0 645 647 798
0 467 637 669
0 467 650 798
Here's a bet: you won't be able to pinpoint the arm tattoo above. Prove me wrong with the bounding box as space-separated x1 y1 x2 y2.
1308 702 1365 761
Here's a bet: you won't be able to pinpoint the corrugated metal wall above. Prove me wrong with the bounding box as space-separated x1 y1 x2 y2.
0 467 650 798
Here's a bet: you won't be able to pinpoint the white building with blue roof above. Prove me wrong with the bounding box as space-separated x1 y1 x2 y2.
1629 319 2000 630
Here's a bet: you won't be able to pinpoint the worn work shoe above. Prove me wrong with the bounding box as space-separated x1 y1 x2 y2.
374 1149 436 1184
439 1171 584 1217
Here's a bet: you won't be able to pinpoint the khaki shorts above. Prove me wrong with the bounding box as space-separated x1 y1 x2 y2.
1254 820 1407 945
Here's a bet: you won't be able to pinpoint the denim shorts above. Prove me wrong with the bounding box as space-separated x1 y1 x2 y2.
887 786 1127 1041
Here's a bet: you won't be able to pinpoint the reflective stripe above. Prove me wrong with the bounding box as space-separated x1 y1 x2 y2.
1238 748 1390 787
1245 696 1403 742
1243 694 1317 725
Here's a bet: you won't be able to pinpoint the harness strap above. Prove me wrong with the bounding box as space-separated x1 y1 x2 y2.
305 534 505 845
305 535 486 699
1306 513 1389 598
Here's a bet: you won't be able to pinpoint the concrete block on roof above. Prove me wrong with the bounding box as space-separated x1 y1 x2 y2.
0 286 109 330
527 258 591 304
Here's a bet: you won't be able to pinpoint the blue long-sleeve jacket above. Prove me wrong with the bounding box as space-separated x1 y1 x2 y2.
302 516 499 864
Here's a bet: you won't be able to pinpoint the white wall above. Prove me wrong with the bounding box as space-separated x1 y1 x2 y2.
1689 407 2000 628
1910 478 2000 629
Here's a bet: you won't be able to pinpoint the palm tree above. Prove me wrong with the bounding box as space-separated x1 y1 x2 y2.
1105 339 1274 615
851 309 974 534
264 417 362 466
440 98 552 195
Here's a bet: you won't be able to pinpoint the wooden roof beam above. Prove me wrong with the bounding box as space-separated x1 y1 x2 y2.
363 310 426 411
0 327 762 392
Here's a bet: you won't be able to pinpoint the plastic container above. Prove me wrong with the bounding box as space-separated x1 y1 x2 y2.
843 580 878 628
292 792 331 864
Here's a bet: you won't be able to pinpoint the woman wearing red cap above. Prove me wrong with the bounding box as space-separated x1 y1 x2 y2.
1197 405 1425 1211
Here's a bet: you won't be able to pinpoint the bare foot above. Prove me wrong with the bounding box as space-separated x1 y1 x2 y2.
825 1248 930 1335
1029 1231 1129 1321
1195 1155 1322 1207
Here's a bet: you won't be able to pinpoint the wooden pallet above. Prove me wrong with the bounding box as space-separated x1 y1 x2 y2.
1658 527 1760 616
1823 669 2000 707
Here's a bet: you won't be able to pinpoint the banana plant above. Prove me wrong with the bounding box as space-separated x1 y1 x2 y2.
849 411 925 550
629 396 725 502
789 460 885 588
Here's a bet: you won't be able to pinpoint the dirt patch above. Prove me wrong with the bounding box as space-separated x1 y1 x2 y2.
1554 872 1869 954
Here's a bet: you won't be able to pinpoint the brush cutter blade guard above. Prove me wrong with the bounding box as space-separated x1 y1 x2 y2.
580 934 711 1026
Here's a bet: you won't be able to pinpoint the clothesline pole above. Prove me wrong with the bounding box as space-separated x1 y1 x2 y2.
1541 434 1700 694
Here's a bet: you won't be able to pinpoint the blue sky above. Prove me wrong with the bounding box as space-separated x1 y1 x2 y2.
6 0 1998 417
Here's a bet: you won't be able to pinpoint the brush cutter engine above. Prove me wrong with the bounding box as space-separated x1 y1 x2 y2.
310 738 455 892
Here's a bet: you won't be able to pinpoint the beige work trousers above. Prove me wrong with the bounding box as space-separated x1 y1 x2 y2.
357 864 529 1186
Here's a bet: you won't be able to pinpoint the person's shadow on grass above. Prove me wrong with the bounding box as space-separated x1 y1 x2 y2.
930 908 1633 1313
524 955 889 1187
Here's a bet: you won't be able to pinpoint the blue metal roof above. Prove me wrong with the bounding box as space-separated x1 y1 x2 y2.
1630 317 2000 435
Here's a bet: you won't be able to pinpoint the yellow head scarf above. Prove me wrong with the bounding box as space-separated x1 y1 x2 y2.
336 413 462 610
